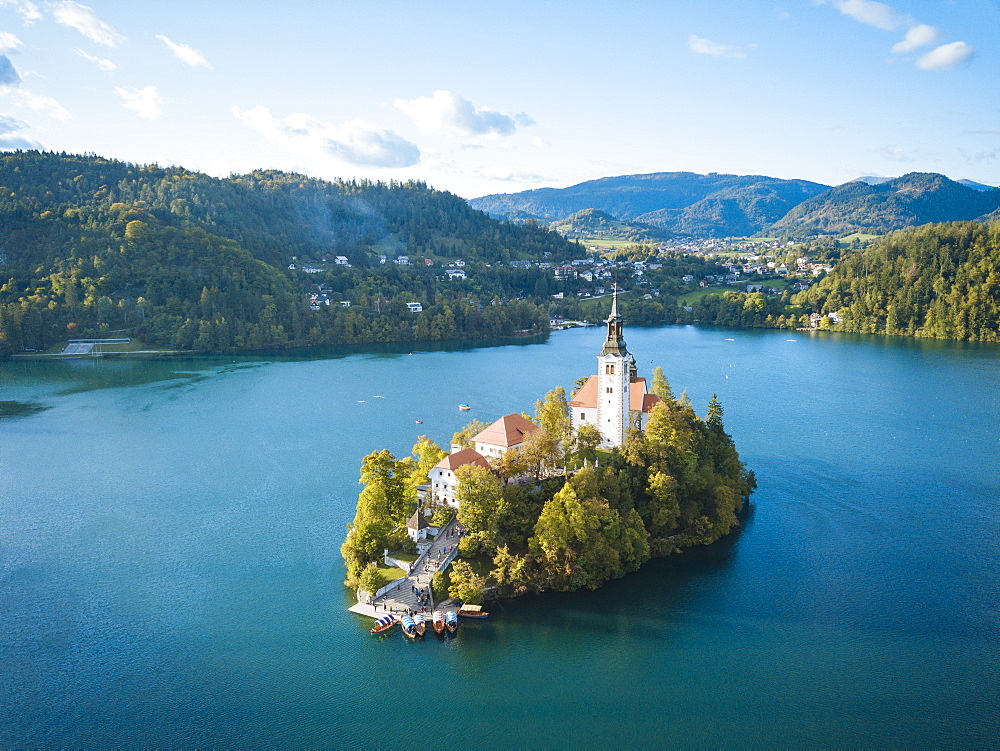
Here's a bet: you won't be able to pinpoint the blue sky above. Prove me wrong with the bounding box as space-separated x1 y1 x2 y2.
0 0 996 197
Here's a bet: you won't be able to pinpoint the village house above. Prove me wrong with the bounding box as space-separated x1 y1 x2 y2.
406 302 423 313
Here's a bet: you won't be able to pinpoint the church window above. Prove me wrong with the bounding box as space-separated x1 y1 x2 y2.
581 412 586 421
605 364 615 375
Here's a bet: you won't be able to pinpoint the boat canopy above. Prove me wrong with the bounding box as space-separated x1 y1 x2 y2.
460 604 482 612
373 615 395 628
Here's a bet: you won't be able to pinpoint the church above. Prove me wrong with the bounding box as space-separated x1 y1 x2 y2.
568 290 660 447
419 290 659 513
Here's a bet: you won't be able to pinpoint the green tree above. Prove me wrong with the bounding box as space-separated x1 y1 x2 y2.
340 449 408 586
455 463 507 554
448 559 488 604
358 563 382 595
650 366 675 401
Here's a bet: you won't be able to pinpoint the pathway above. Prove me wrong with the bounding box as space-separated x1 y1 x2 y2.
348 515 463 618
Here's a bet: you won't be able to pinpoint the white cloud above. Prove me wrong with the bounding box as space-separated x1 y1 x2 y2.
0 0 42 24
0 111 41 148
915 41 974 70
394 90 527 138
76 47 115 71
234 105 420 168
876 146 915 162
890 23 939 53
155 34 211 69
0 31 23 52
687 34 753 59
822 0 908 30
115 85 163 120
0 52 20 85
5 88 70 119
50 1 125 47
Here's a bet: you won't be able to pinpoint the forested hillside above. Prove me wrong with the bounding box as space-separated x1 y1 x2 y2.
768 173 1000 237
688 221 1000 342
794 221 1000 340
0 151 579 356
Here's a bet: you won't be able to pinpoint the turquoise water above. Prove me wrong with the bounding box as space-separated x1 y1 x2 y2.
2 326 999 746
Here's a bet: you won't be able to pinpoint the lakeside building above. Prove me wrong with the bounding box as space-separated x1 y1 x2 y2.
568 290 659 447
423 292 657 512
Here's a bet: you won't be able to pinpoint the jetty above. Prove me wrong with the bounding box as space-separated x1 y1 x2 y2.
349 516 463 618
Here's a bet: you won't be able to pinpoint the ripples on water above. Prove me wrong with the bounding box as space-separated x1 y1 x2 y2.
1 327 998 746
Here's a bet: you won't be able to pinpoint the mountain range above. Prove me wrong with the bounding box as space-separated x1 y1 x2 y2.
470 171 1000 238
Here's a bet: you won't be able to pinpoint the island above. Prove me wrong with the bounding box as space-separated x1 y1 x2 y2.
342 291 756 623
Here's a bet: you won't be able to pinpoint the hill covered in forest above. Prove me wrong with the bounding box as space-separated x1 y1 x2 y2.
469 171 830 237
550 208 673 242
0 151 581 357
768 173 1000 237
688 221 1000 342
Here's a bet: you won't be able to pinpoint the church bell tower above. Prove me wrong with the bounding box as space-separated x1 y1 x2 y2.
596 289 635 447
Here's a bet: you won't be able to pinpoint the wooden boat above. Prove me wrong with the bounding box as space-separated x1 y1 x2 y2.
401 615 418 639
414 613 426 636
432 610 446 635
370 614 397 635
445 610 458 634
458 404 471 410
457 604 489 619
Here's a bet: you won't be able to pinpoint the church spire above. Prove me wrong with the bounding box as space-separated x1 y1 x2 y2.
601 287 628 357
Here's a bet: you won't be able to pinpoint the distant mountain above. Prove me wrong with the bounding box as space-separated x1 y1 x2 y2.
851 175 894 186
469 172 830 237
851 175 996 192
551 208 672 242
768 172 1000 237
956 178 997 192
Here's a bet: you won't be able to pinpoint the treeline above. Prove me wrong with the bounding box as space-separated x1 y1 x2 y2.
0 151 575 356
341 370 755 601
688 221 1000 341
794 221 1000 340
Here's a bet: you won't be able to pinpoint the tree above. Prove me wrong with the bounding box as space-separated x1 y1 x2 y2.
340 449 408 586
448 560 487 604
358 563 382 596
706 394 724 432
650 366 674 402
405 435 446 499
451 418 489 450
570 424 602 468
455 464 506 554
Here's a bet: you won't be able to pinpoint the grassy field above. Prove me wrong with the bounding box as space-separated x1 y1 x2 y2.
836 233 880 247
374 565 408 590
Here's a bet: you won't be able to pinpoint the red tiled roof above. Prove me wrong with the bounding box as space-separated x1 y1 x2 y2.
472 413 539 448
434 448 489 471
569 376 659 413
568 376 598 408
641 393 661 413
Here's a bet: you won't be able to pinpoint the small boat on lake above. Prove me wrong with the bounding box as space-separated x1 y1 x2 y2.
459 404 471 411
414 612 426 636
370 614 397 635
432 610 446 635
401 615 418 639
457 604 489 619
445 610 458 634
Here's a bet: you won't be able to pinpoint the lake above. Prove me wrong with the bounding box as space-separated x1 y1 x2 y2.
2 325 998 747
